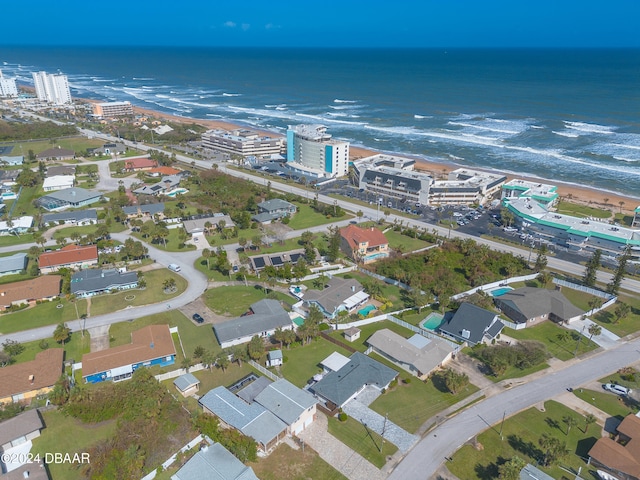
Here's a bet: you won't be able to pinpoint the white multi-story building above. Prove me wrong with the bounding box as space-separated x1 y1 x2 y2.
0 70 18 97
32 71 72 105
429 168 507 206
286 125 349 178
202 129 285 159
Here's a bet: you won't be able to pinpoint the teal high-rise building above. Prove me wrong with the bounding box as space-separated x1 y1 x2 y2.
286 125 349 178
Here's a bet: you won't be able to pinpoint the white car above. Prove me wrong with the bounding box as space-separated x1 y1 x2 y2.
603 383 631 396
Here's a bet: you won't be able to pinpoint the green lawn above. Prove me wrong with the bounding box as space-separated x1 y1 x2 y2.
133 228 197 253
0 233 35 248
369 364 479 433
448 400 599 480
280 338 353 388
327 415 397 468
327 320 415 353
0 298 88 335
505 322 599 361
52 222 127 241
87 269 187 316
32 409 117 480
599 368 640 391
559 287 602 312
592 293 640 337
2 137 106 156
249 443 348 480
382 228 432 253
4 185 39 217
12 332 91 365
202 285 295 318
556 200 612 219
286 203 352 230
573 388 638 418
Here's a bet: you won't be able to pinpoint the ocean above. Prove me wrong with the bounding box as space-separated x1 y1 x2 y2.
1 46 639 197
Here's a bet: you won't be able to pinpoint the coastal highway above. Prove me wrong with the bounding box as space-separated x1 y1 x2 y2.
388 338 640 480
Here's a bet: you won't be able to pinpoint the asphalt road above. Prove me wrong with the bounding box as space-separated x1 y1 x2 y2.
388 338 640 480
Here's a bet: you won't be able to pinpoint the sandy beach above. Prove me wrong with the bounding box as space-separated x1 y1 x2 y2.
117 103 639 216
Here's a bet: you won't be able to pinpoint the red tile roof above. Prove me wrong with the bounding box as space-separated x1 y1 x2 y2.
148 166 181 175
340 224 388 249
125 157 158 170
0 275 62 307
38 244 98 269
0 349 64 399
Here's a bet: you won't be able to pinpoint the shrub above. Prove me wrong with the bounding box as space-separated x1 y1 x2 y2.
39 339 49 350
338 412 348 422
403 377 412 384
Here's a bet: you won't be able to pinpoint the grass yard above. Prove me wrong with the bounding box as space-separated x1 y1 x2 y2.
556 200 612 219
32 409 117 480
573 388 638 418
249 443 348 480
202 285 295 318
4 185 39 217
287 202 351 230
504 322 599 361
592 293 640 337
12 332 91 365
327 320 415 353
87 268 187 316
599 368 640 391
280 338 353 388
369 365 479 433
133 228 197 253
335 271 411 311
327 415 397 468
3 137 106 156
0 298 88 335
448 400 599 480
559 287 602 312
0 233 35 248
382 228 432 252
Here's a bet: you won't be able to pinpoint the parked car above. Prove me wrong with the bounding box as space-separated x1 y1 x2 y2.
192 313 204 324
603 383 631 396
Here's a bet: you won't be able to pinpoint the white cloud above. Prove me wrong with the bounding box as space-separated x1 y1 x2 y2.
241 23 250 31
223 21 236 28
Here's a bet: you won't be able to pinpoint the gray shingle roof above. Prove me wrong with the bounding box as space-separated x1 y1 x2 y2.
303 277 365 315
0 409 43 446
311 352 398 407
172 442 259 480
70 268 138 295
173 373 200 392
42 209 97 225
254 378 317 426
38 187 102 204
213 299 291 345
237 376 272 404
0 252 27 274
199 386 287 447
495 287 584 323
258 198 296 213
438 303 503 345
123 203 165 216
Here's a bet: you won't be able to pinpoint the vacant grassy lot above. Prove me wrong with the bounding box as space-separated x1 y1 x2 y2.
133 228 196 253
249 443 348 480
382 228 432 252
0 298 88 334
327 415 397 468
448 401 598 480
556 200 611 219
202 285 295 318
280 338 353 388
505 322 599 361
87 268 187 316
573 388 638 418
287 202 351 230
32 409 117 480
370 364 479 433
2 137 106 156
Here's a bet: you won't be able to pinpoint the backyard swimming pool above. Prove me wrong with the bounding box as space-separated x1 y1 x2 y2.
166 188 188 197
358 304 376 316
421 312 444 330
489 287 513 297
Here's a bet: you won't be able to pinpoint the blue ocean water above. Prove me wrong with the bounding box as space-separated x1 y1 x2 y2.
1 47 639 197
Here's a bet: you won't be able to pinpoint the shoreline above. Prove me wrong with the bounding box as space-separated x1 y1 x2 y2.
94 101 639 215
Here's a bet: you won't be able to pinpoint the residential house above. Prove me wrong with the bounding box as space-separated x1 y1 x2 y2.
303 276 369 319
35 187 103 211
42 209 97 227
249 249 306 273
519 464 554 480
81 325 176 383
588 414 640 480
152 125 173 135
366 329 454 379
0 155 23 166
320 352 351 373
183 215 235 235
0 275 61 310
252 199 297 224
494 287 584 327
311 351 398 410
42 175 75 192
0 252 27 276
70 268 138 297
124 157 157 172
173 373 200 398
0 409 45 474
123 202 165 219
133 175 180 196
38 244 98 274
36 148 75 161
90 143 127 156
438 303 504 346
199 386 288 454
0 349 64 404
253 378 317 435
213 299 293 348
0 169 19 183
0 216 33 236
266 350 283 368
339 224 389 264
171 441 259 480
147 166 181 177
45 165 76 177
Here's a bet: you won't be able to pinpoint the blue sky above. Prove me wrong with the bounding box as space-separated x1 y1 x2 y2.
4 0 639 48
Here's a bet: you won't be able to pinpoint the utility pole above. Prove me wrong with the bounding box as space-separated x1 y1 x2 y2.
499 411 506 441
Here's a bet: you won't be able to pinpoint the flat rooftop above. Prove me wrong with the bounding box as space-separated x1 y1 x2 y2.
503 179 558 199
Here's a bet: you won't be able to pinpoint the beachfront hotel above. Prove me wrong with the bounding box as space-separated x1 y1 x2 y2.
31 71 72 105
428 169 507 206
286 124 349 178
201 128 285 159
92 101 133 118
501 179 559 209
504 197 640 259
0 70 18 98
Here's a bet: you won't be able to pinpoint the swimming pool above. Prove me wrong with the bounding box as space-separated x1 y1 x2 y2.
358 305 376 317
490 287 513 297
421 312 444 330
166 188 189 197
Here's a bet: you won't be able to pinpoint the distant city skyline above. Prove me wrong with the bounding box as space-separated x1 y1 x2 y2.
3 0 639 48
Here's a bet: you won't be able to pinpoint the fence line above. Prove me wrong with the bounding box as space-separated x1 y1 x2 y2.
451 273 540 300
140 434 203 480
387 315 461 351
154 363 205 382
320 332 357 353
357 267 412 291
248 359 281 381
552 278 614 300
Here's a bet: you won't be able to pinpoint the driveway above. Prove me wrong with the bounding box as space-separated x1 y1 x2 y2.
567 317 620 349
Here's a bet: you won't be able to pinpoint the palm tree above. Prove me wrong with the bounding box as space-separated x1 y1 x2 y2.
562 415 578 435
588 323 602 341
202 248 211 270
216 353 230 372
180 356 192 373
584 414 597 433
163 278 177 292
619 200 625 213
613 302 631 324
